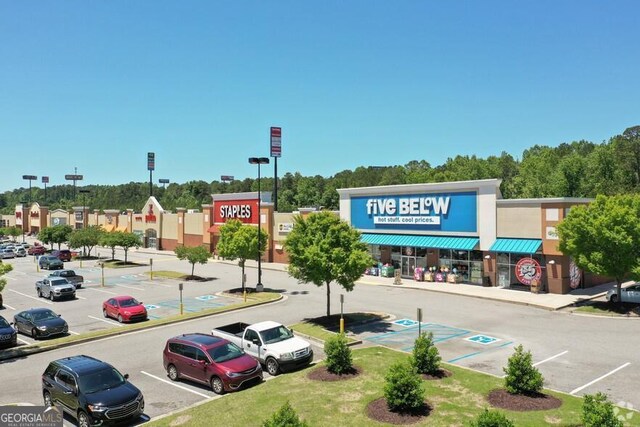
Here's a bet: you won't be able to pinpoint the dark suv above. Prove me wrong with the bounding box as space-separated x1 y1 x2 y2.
42 355 144 426
39 255 64 270
52 249 72 262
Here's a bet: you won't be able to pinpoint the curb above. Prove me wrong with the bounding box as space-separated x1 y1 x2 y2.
0 294 283 362
290 313 391 348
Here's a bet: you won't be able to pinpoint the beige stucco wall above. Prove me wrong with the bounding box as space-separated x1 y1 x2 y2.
273 212 296 243
496 206 541 238
184 212 203 235
50 210 70 226
162 213 178 240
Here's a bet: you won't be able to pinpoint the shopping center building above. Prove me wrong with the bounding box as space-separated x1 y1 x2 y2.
12 178 604 295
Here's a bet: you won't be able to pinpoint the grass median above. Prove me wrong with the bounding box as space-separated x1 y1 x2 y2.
148 346 638 427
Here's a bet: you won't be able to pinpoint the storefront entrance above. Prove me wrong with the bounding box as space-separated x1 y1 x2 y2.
145 229 158 249
401 255 416 277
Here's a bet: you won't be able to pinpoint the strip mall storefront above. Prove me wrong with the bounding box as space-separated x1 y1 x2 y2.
338 179 604 294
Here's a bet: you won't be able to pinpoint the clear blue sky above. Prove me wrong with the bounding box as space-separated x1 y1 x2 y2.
2 1 638 193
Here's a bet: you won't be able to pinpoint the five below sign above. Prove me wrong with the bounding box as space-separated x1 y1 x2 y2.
367 196 451 225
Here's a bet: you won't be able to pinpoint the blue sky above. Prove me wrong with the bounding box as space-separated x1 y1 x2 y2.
1 1 638 193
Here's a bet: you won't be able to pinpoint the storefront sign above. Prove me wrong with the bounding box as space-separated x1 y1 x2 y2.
278 223 293 233
214 200 259 224
52 217 66 226
15 211 22 226
569 260 581 289
515 257 542 286
30 211 39 218
350 191 477 232
145 204 157 223
75 212 84 222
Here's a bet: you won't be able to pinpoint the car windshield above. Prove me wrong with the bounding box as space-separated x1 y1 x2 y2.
78 368 126 394
259 326 294 344
0 318 10 328
207 342 245 363
119 298 139 307
32 310 58 321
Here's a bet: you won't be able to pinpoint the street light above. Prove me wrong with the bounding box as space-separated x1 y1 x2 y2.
248 157 270 291
22 175 37 205
19 200 27 243
79 189 90 229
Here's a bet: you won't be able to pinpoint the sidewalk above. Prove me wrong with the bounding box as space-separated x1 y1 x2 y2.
133 247 611 311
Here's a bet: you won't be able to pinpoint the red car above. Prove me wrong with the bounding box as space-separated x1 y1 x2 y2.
28 246 46 256
163 333 262 394
51 250 72 262
102 296 148 323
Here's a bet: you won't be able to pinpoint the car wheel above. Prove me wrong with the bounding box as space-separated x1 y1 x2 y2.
77 410 91 427
37 289 41 298
211 376 225 395
49 293 55 301
31 328 38 339
117 314 123 323
103 309 109 318
43 391 53 407
167 364 179 381
610 294 619 303
266 357 280 376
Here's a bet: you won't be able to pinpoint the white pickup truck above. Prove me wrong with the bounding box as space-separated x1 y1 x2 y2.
211 321 313 376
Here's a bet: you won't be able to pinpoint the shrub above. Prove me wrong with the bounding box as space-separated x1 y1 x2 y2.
384 359 425 413
469 408 515 427
411 332 441 375
324 333 353 375
262 401 309 427
582 392 623 427
503 344 543 395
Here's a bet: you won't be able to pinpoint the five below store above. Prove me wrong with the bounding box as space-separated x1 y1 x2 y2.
338 179 605 295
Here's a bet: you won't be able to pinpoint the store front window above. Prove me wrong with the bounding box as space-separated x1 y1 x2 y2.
438 249 484 284
496 253 546 290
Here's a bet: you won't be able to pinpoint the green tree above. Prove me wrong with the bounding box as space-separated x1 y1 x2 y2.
582 392 623 427
174 245 211 278
0 261 14 308
38 225 73 250
557 194 640 306
411 332 441 376
262 401 309 427
503 345 543 395
68 226 104 258
324 333 353 375
284 212 373 317
469 408 515 427
115 232 142 264
99 232 120 261
383 359 425 413
217 219 268 293
6 226 21 242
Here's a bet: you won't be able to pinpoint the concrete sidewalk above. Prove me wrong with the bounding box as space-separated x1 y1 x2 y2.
133 247 612 311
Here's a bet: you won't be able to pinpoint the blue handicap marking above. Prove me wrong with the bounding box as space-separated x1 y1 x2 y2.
393 318 419 327
195 295 217 301
144 304 159 310
466 334 501 345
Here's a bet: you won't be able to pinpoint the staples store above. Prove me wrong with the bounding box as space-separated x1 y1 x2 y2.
338 179 604 294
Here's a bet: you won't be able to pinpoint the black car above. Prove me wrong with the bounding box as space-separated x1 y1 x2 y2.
42 355 145 427
13 308 68 339
39 255 64 270
0 315 17 348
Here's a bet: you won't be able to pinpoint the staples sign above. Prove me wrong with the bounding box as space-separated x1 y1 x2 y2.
214 200 258 224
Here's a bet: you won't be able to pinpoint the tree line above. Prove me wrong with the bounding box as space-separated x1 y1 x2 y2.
1 126 638 215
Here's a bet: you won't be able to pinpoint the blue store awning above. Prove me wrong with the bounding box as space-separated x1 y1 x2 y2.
360 234 479 251
489 238 542 254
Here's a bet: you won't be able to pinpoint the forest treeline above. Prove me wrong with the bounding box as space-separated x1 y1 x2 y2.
1 126 639 215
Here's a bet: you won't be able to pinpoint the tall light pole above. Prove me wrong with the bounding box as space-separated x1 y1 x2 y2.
79 189 90 229
248 157 269 291
65 168 83 203
42 176 49 203
147 153 155 197
22 175 37 205
159 178 170 190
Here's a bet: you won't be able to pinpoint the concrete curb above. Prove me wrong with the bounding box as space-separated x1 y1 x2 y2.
0 294 284 362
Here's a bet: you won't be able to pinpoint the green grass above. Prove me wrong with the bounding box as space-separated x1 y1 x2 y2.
102 260 146 268
288 321 357 344
149 346 639 427
574 301 639 317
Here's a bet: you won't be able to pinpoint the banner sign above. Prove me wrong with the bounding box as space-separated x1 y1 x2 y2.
42 176 49 183
270 127 281 158
278 223 293 233
214 199 259 224
221 175 234 181
350 191 477 232
147 152 155 171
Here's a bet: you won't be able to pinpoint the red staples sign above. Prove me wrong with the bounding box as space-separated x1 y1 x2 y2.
214 200 259 224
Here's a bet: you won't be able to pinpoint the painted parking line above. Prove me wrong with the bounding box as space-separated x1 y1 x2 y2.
447 341 515 363
85 287 119 295
76 295 87 300
114 283 145 291
140 371 210 398
3 303 16 310
570 362 631 395
8 289 53 305
88 315 124 327
68 330 80 336
533 350 568 367
17 337 30 345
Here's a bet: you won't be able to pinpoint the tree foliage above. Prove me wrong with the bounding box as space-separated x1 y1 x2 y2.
503 345 543 395
68 226 104 257
383 359 425 413
411 332 441 376
581 393 623 427
174 245 211 278
217 219 268 292
38 225 73 250
0 262 14 294
115 232 142 264
99 232 121 260
324 333 353 375
262 401 309 427
469 408 515 427
284 212 373 317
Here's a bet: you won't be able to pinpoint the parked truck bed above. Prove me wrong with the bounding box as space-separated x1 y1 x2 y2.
213 322 251 337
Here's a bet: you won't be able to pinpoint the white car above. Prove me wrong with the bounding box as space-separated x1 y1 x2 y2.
0 249 16 259
15 248 27 257
606 283 640 304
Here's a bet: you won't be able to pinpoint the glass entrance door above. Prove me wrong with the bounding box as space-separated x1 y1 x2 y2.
401 256 416 278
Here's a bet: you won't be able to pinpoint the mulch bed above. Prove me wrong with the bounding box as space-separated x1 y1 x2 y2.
420 368 452 380
487 389 562 411
366 397 432 425
307 365 361 382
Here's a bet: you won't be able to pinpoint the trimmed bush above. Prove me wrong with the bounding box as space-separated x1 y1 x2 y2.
503 344 543 395
582 392 623 427
324 333 353 375
411 332 441 375
262 401 309 427
384 359 425 412
469 408 515 427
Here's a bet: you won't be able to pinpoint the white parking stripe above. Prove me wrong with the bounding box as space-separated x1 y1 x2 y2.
570 362 631 395
4 276 16 281
17 337 30 345
139 371 210 398
68 330 80 335
3 303 16 310
115 283 145 291
88 315 124 327
533 350 568 367
76 295 87 300
8 289 53 305
85 287 118 295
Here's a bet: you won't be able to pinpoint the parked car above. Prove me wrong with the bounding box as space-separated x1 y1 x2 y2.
51 249 72 262
49 269 84 289
39 255 64 270
36 277 76 301
211 321 313 376
15 247 27 257
606 283 640 304
163 333 262 394
42 355 145 427
102 296 147 323
28 245 46 256
0 315 17 348
0 249 16 259
13 308 68 339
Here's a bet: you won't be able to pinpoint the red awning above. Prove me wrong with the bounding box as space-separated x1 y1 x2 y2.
207 224 221 234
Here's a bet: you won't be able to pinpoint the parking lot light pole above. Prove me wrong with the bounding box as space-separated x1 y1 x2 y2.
248 157 270 292
340 294 345 334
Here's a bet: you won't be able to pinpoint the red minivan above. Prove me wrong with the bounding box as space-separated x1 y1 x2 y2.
163 333 262 394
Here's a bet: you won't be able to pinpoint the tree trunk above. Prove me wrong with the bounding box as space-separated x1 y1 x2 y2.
241 261 245 293
616 278 623 308
111 247 115 260
326 281 331 318
124 249 128 264
191 262 195 278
